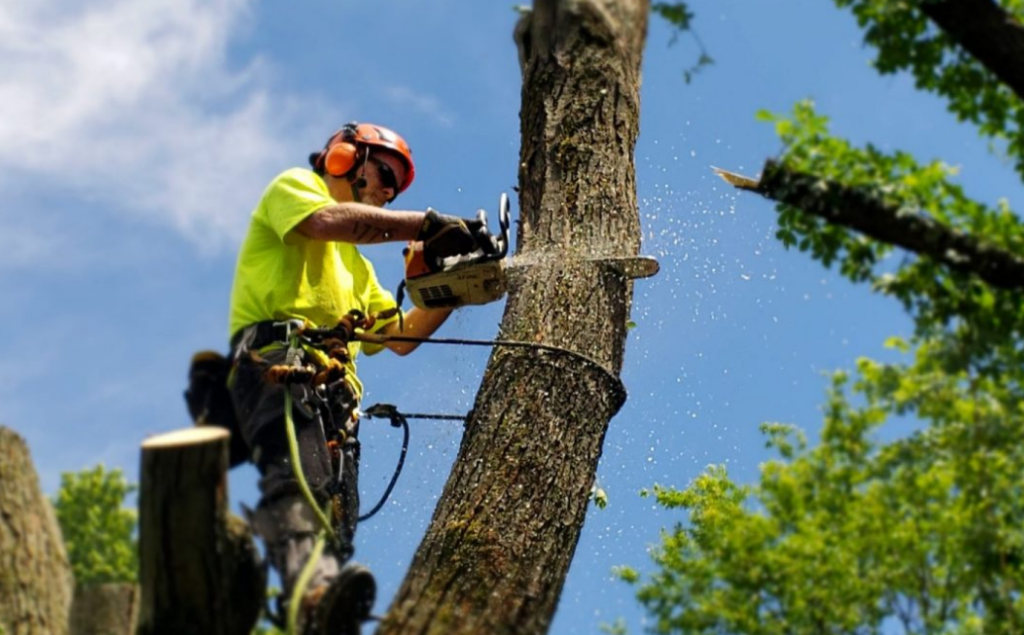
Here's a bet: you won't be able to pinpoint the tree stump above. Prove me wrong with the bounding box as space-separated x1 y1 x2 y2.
0 426 74 635
69 583 138 635
136 427 263 635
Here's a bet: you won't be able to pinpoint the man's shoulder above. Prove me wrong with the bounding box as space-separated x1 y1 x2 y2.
255 168 330 215
265 167 323 192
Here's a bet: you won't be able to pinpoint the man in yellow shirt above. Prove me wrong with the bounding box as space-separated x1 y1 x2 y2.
229 123 485 634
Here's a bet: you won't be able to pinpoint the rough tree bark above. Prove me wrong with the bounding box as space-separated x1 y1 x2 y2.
69 583 138 635
0 426 74 635
136 427 264 635
379 1 648 634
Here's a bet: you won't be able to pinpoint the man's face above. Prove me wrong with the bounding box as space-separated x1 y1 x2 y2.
358 151 407 207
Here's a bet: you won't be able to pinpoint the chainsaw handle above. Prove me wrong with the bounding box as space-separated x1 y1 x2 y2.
498 193 510 258
466 193 511 258
472 208 501 256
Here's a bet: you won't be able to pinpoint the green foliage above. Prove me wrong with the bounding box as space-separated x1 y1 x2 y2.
651 2 713 83
623 357 1024 634
651 2 694 32
52 465 138 585
629 2 1024 633
601 617 630 635
51 465 284 634
759 101 1024 381
833 0 1024 179
749 1 1024 381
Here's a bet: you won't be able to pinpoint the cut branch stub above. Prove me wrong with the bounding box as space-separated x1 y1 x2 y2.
715 161 1024 292
136 427 263 635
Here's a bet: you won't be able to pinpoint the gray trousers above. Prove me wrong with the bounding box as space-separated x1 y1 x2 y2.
229 340 361 595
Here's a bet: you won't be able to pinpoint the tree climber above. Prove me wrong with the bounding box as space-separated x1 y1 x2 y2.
227 122 485 634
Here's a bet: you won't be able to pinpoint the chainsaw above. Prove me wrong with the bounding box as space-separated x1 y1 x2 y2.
399 192 662 311
401 193 512 310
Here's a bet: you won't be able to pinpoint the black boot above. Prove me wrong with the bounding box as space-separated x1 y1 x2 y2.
312 563 376 635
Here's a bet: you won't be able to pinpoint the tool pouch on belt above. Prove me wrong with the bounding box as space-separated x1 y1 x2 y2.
184 350 249 468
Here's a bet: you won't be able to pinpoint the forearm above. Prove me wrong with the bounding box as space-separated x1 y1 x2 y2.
296 203 425 244
380 307 453 355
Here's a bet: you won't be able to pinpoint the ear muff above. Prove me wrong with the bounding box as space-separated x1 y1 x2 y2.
324 141 358 177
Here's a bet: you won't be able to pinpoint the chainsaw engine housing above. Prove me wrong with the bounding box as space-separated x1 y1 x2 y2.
403 193 510 310
406 258 507 309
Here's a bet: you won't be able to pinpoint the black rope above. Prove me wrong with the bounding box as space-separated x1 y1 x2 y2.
357 404 465 522
304 315 627 404
369 334 627 408
358 404 409 522
307 317 629 522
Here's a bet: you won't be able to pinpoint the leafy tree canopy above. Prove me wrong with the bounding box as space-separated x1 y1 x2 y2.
622 1 1024 633
52 464 137 586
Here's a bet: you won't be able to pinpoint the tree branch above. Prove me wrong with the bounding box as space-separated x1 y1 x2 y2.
716 161 1024 291
921 0 1024 102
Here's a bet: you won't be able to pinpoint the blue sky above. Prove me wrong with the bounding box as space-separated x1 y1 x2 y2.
1 1 1018 632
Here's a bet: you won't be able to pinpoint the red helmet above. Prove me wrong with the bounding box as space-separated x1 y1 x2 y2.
320 122 416 194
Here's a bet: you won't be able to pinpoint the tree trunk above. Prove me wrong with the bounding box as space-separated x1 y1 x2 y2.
69 583 138 635
0 426 74 635
379 1 648 634
136 427 264 635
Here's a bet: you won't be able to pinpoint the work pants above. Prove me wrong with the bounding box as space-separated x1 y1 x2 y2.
229 342 361 596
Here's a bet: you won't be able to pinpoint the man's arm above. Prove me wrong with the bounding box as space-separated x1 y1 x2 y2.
294 202 425 244
377 307 453 356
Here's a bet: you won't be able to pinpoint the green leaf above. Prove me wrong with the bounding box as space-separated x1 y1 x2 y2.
53 465 138 585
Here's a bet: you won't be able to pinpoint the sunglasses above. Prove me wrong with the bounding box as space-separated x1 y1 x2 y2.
371 157 399 193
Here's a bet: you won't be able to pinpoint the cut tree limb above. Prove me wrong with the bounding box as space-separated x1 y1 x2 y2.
715 161 1024 291
0 426 73 635
136 427 263 635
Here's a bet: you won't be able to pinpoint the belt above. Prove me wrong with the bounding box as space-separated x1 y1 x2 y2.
230 319 305 352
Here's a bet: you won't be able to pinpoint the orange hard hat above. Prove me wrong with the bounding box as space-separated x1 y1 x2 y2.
320 122 416 194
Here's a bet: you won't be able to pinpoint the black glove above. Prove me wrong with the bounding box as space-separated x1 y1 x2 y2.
417 209 486 262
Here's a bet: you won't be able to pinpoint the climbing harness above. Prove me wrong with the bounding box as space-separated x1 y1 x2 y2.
264 308 627 528
258 307 627 634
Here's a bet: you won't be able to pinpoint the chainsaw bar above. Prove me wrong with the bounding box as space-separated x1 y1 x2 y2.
507 255 660 280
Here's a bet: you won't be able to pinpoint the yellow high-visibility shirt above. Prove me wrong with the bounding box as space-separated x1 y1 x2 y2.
228 168 398 398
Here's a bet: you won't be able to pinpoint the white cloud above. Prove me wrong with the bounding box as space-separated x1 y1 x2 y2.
0 0 310 253
383 85 455 129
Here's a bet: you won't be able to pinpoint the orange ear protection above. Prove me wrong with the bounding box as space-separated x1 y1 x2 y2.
323 123 360 177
